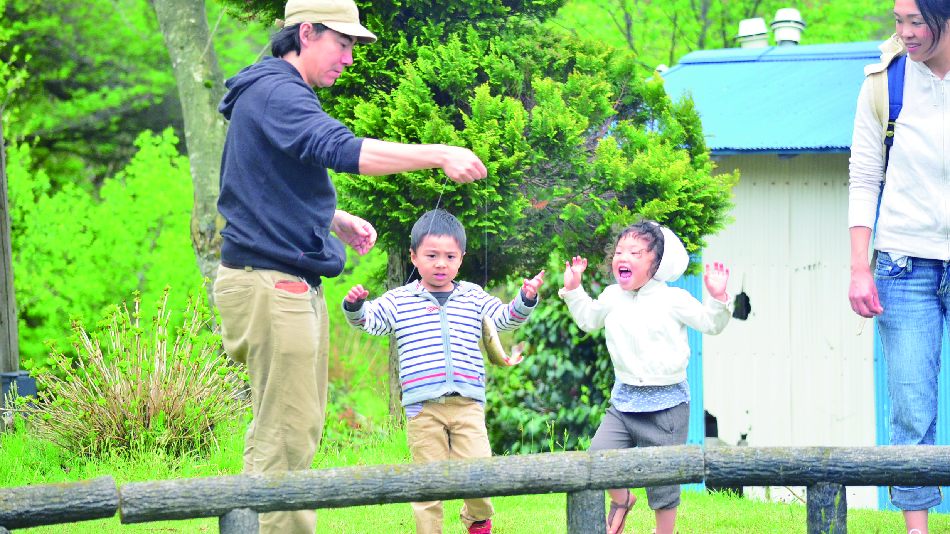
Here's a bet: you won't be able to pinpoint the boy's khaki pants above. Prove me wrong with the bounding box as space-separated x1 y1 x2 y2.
215 265 329 534
406 396 495 534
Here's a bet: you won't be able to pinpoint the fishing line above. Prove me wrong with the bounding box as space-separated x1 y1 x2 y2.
483 178 488 288
403 172 451 285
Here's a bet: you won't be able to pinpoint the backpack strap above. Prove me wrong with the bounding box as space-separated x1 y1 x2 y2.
861 35 907 274
883 54 906 170
863 34 908 172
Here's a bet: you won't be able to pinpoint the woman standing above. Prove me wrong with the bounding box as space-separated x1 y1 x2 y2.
849 1 950 532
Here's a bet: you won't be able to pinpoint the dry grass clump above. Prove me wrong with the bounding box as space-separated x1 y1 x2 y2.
20 286 248 458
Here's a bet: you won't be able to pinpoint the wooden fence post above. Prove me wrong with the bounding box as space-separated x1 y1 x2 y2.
806 482 847 534
566 489 606 534
218 508 258 534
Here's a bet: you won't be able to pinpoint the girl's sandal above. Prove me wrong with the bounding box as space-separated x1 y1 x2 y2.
607 489 636 534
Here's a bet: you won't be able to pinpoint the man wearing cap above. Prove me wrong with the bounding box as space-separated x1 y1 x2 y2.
213 0 488 532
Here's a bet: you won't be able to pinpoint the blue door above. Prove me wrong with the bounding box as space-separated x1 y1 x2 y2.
668 273 706 492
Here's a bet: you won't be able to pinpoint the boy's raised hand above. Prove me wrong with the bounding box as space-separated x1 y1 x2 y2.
563 256 588 292
344 284 370 306
521 270 545 300
704 263 730 303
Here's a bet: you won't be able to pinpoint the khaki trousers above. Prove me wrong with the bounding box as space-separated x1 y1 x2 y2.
214 265 329 534
406 396 495 534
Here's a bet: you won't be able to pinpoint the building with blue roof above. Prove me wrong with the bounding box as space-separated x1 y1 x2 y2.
661 39 950 513
662 41 880 154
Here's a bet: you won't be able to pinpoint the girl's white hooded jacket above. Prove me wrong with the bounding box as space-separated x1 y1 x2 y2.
849 53 950 260
559 228 732 386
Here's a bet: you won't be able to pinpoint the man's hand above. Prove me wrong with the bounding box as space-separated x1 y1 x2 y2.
563 256 587 292
331 210 377 255
440 146 488 184
521 270 545 300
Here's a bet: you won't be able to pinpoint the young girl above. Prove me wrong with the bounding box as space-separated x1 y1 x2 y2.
558 220 731 534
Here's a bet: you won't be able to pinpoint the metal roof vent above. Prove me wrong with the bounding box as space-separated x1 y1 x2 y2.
770 8 806 46
736 18 769 48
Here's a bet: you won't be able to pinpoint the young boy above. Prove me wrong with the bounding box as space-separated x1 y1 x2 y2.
343 208 544 534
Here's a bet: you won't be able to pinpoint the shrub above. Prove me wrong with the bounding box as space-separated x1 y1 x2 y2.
338 26 735 287
9 129 203 369
20 286 249 458
486 266 615 455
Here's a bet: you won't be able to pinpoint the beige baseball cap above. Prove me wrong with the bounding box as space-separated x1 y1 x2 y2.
281 0 377 44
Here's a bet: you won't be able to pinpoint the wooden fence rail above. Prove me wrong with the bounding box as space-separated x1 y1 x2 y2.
0 475 118 530
2 446 949 534
121 446 702 523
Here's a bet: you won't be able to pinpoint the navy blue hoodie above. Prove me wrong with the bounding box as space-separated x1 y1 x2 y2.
217 56 364 286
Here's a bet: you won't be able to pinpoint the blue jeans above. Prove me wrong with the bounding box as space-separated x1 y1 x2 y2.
875 252 948 511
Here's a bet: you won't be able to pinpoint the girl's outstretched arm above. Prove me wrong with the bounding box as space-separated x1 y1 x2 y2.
703 263 729 303
562 256 587 292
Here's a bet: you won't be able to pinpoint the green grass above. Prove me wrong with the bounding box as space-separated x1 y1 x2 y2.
3 417 949 534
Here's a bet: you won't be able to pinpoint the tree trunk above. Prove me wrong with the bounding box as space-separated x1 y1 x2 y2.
386 247 406 421
0 112 19 386
149 0 228 300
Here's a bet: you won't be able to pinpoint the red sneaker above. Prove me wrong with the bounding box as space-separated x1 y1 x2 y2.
468 519 491 534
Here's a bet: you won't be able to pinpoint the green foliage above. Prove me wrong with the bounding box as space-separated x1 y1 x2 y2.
19 286 249 458
3 0 173 181
338 26 735 284
8 129 204 367
0 0 28 114
1 0 269 370
1 0 268 187
549 0 893 70
486 266 614 454
217 0 567 137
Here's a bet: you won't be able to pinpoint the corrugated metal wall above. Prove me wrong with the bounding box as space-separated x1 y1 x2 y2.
701 153 879 508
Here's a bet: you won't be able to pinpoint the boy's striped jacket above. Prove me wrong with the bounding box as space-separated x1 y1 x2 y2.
343 280 537 406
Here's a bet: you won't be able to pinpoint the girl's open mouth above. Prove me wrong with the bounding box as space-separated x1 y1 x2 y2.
617 266 632 281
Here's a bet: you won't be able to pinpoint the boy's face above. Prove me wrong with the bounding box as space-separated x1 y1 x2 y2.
612 235 656 291
410 235 464 293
